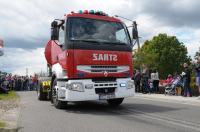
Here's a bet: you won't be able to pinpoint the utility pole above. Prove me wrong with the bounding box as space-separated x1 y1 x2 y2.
133 21 140 50
26 68 28 76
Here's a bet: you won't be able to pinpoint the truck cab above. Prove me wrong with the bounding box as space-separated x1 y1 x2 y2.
44 10 137 108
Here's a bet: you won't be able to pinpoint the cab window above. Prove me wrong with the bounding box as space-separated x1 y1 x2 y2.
59 26 65 45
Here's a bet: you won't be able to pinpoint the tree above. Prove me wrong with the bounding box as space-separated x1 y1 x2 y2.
134 33 190 79
194 47 200 60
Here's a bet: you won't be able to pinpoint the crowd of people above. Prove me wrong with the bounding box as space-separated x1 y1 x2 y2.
133 64 160 94
0 72 38 93
133 56 200 98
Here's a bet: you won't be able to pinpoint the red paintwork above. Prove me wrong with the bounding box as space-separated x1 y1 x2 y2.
44 41 74 76
72 49 133 78
45 43 133 79
44 40 62 65
67 13 122 23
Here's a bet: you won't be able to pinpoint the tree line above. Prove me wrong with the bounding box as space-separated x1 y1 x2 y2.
134 33 199 79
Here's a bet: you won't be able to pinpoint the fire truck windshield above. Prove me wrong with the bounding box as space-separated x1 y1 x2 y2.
68 18 131 45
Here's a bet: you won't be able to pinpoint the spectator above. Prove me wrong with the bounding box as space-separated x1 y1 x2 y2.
0 71 2 85
18 76 22 91
29 76 33 91
24 76 29 91
21 76 24 91
141 64 150 93
7 74 12 90
15 76 20 91
12 75 17 90
134 69 141 92
32 74 38 91
194 56 200 98
151 69 159 93
165 74 173 86
182 63 192 97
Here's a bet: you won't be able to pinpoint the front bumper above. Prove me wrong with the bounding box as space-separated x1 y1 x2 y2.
57 78 135 101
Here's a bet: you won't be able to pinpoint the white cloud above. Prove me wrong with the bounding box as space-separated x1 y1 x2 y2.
0 48 46 75
133 14 199 58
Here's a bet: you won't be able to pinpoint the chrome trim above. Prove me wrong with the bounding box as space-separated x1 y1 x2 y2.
94 82 118 88
77 65 129 73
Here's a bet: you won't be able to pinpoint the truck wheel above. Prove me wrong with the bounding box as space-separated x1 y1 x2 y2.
47 90 52 101
52 79 67 109
107 98 124 107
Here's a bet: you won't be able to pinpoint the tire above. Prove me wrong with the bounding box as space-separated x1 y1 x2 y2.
107 98 124 107
52 79 67 109
47 90 52 101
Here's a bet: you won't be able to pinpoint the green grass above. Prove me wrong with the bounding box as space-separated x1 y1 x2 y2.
0 91 19 100
0 121 6 128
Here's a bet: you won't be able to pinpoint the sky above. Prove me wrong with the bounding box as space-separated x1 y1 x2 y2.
0 0 200 75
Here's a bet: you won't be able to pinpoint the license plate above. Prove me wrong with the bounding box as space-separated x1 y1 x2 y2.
99 94 115 100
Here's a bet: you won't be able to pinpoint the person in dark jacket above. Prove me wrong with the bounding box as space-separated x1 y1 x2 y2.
141 64 150 93
182 63 192 97
134 70 141 92
192 56 200 98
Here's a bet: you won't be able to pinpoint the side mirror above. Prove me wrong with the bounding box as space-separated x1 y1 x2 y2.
51 21 59 40
132 21 138 39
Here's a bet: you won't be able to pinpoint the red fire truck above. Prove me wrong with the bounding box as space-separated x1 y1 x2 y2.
38 10 138 109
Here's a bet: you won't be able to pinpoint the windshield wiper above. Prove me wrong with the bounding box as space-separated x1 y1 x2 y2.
103 41 127 45
71 39 103 44
71 39 127 45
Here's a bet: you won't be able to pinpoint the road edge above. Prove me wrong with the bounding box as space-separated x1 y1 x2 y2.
0 92 21 132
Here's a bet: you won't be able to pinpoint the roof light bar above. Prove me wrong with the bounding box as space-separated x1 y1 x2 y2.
73 10 109 16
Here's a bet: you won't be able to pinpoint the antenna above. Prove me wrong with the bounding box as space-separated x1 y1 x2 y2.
114 15 133 22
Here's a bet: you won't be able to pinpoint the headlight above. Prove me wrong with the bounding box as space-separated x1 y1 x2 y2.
68 82 84 92
120 83 126 87
127 80 134 89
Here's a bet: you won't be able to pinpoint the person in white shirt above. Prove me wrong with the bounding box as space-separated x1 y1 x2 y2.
151 69 159 93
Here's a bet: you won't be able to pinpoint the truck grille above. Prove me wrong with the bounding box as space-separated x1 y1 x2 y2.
77 65 129 73
94 82 117 88
92 77 116 83
95 88 115 94
94 82 117 94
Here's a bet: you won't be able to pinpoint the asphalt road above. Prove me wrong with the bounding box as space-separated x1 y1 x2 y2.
17 92 200 132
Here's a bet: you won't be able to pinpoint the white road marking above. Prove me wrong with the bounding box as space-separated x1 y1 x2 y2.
110 108 200 132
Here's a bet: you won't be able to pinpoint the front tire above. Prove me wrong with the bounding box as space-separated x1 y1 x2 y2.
52 79 67 109
107 98 124 106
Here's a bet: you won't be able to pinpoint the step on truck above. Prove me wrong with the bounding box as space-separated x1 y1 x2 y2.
38 10 138 109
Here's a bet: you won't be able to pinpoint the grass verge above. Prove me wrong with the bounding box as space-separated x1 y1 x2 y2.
0 91 19 100
0 121 6 128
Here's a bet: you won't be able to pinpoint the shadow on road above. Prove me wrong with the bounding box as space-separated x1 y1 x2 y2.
0 127 23 132
62 101 183 116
